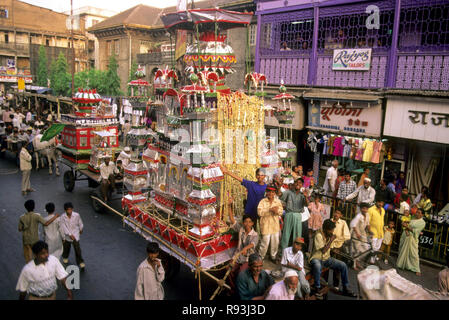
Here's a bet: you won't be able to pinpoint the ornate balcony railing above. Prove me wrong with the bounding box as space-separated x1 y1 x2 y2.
255 0 449 90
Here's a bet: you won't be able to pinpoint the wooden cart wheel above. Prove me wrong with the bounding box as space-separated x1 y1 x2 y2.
63 170 75 192
91 189 105 214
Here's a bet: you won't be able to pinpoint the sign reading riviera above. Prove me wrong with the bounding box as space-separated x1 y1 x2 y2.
332 48 372 71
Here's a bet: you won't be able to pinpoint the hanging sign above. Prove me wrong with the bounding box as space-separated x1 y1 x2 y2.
332 48 372 71
384 98 449 144
308 101 382 136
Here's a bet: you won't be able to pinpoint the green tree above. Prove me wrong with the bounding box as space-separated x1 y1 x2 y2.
104 54 123 96
127 60 138 96
49 59 58 92
74 69 89 89
36 45 48 87
50 52 71 97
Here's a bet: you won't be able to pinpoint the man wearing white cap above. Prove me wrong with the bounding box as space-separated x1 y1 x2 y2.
117 146 131 167
345 177 376 206
265 270 298 300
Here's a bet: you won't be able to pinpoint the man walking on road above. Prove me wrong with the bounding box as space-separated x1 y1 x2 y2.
18 200 59 263
19 143 33 196
59 202 85 269
135 242 165 300
16 241 72 300
44 202 63 260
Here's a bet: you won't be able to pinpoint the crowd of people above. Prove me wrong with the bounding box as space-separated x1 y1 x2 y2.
215 159 447 300
3 92 447 300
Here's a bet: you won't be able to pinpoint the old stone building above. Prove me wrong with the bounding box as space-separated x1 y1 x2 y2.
89 0 257 93
0 0 89 91
64 6 117 69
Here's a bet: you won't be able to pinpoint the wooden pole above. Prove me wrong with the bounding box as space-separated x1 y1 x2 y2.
90 196 232 291
71 0 75 96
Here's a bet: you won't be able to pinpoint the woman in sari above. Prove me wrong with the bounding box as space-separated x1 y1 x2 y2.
396 208 426 276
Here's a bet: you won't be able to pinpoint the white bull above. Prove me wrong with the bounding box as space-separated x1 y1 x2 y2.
32 134 60 175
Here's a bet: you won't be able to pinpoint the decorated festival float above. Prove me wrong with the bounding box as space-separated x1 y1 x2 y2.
56 88 121 191
100 8 273 298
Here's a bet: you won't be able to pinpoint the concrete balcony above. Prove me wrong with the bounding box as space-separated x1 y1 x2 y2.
0 42 30 56
137 51 174 65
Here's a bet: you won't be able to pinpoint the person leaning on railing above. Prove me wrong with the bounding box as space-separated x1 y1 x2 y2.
344 178 376 211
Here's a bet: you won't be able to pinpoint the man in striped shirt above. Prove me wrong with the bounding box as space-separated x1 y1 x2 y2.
337 172 357 201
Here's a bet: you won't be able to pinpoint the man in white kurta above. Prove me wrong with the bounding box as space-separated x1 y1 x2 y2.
265 270 298 300
350 203 372 269
43 203 63 260
345 178 376 212
135 242 165 300
16 241 71 300
323 160 338 197
117 146 131 167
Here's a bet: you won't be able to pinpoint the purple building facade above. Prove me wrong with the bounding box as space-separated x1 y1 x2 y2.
255 0 449 90
255 0 449 264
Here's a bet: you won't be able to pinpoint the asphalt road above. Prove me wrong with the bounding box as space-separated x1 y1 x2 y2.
0 153 442 300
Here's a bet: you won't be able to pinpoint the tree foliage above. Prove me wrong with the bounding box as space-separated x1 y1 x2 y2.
50 52 71 97
36 45 48 87
104 54 123 96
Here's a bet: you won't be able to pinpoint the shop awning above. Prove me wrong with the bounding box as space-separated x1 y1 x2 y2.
303 90 381 104
305 126 381 139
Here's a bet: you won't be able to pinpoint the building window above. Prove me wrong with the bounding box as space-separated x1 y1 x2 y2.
249 24 257 46
46 39 50 46
279 19 313 51
107 40 112 56
0 8 8 19
140 40 151 53
114 40 120 55
398 4 449 51
317 9 394 53
4 34 8 43
261 23 272 49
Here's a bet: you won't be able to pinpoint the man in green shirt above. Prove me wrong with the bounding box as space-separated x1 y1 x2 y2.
236 253 274 300
280 178 307 251
18 200 59 262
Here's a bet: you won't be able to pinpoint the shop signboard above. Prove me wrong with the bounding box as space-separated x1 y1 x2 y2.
384 98 449 144
308 101 382 136
332 48 372 71
0 75 32 83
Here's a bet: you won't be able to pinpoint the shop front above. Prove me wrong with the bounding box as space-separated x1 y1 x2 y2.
383 96 449 207
303 91 385 190
264 98 305 167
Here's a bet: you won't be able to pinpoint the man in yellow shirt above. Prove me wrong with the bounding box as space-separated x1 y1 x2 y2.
310 219 356 297
257 185 283 262
330 208 351 291
367 197 385 264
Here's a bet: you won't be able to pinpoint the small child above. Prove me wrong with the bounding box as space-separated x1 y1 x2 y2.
401 208 411 225
381 220 396 264
307 193 325 254
303 168 315 189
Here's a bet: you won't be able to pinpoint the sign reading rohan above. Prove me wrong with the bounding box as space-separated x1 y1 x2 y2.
332 48 372 71
308 101 382 136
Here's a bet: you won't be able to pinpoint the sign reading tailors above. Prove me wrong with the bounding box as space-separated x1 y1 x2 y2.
332 48 372 71
384 98 449 144
308 101 382 136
